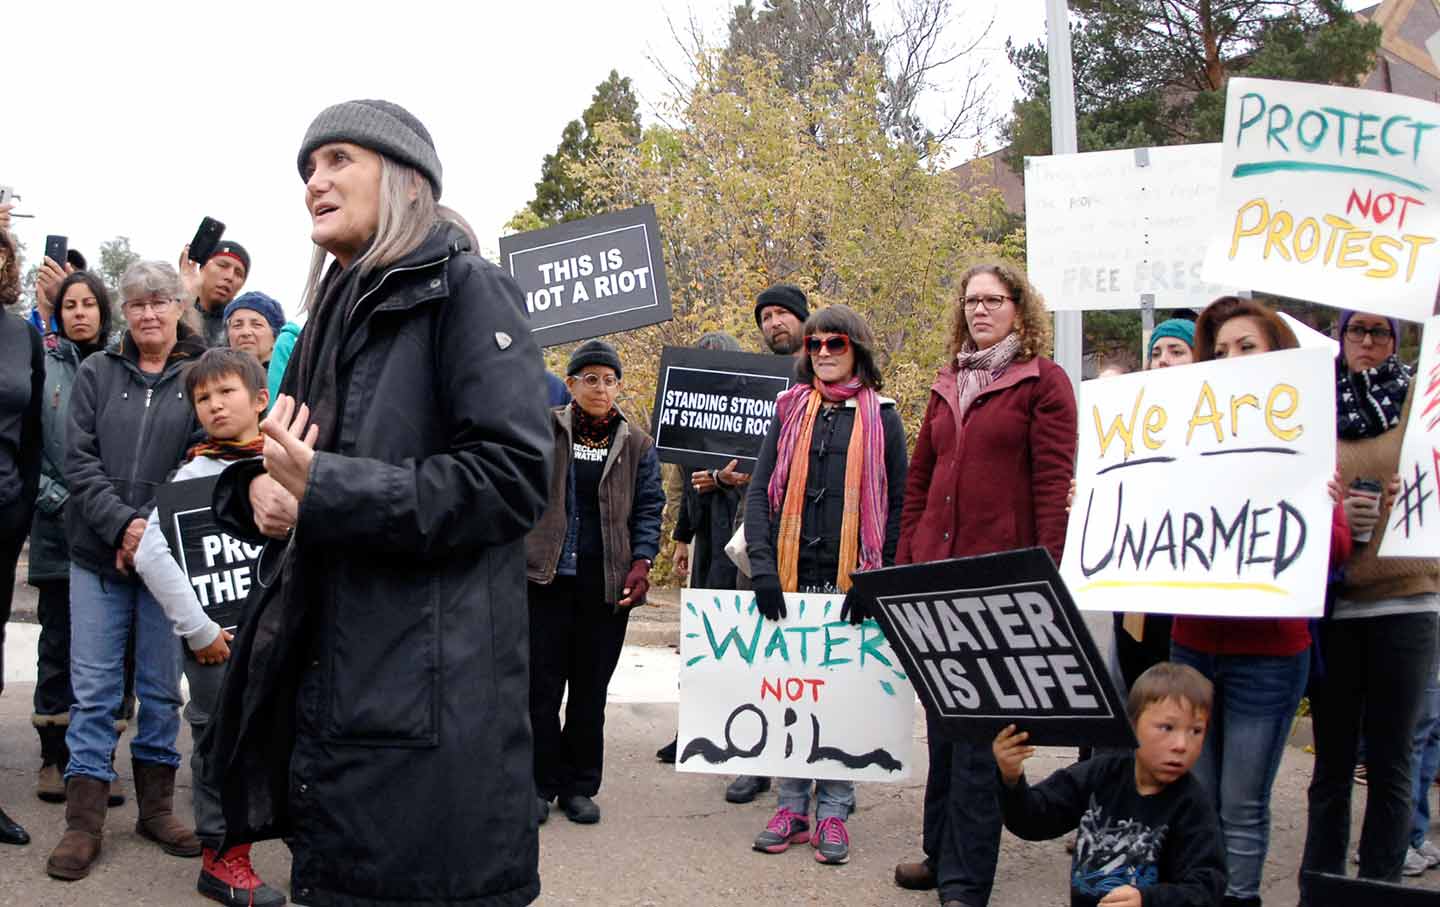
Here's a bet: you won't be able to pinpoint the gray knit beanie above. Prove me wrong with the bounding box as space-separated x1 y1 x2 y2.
297 100 443 199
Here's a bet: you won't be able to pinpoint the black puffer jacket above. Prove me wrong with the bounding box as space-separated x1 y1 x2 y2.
64 325 204 578
207 224 552 907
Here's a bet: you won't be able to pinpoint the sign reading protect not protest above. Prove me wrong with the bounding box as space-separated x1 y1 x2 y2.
499 205 673 347
154 476 261 632
1201 77 1440 322
650 347 795 470
677 588 915 783
852 549 1133 748
1060 347 1337 618
1381 315 1440 558
1026 143 1233 310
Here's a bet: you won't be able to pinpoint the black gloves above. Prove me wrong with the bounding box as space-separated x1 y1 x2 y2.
752 574 787 622
839 587 870 626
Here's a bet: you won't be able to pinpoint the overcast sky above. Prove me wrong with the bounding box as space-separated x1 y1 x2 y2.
21 1 1384 315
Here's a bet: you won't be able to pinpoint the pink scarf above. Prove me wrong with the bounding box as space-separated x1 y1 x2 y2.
955 332 1022 419
767 377 887 589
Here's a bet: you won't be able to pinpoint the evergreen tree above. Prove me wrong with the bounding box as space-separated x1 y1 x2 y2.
521 70 642 227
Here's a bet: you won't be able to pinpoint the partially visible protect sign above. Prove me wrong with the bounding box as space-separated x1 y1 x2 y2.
677 588 916 783
853 549 1134 749
650 347 795 469
499 205 673 347
154 476 261 632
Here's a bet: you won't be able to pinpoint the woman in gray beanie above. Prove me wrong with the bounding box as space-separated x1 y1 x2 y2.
203 99 551 906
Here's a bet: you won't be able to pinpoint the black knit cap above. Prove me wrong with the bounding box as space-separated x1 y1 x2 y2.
297 99 443 199
567 339 623 381
208 240 250 274
753 284 810 328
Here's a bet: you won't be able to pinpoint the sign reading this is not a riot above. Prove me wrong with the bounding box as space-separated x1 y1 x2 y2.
1060 347 1337 618
1201 77 1440 323
677 589 915 783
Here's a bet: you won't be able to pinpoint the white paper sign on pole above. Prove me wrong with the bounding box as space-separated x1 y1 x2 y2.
1061 347 1337 617
1380 315 1440 557
1202 77 1440 323
677 588 914 783
1025 144 1234 311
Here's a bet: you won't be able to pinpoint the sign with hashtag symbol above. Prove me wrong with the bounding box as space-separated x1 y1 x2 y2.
1379 315 1440 557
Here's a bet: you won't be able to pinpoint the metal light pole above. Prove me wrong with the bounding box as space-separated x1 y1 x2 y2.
1046 0 1084 392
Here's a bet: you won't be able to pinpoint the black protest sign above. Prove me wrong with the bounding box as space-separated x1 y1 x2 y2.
499 204 672 347
851 548 1135 748
650 346 796 470
155 476 262 632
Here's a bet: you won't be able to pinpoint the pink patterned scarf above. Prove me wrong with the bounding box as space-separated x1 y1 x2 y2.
955 332 1022 419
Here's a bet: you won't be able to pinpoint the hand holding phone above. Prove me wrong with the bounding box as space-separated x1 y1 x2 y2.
44 236 69 269
187 217 226 265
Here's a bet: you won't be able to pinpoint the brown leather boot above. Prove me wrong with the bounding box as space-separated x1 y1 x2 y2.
46 776 108 880
132 759 201 857
894 860 937 890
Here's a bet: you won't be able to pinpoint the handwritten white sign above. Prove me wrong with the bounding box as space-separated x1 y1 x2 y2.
1061 347 1337 617
1380 315 1440 557
677 588 915 782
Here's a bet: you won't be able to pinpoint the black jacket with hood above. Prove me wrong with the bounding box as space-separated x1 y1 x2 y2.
206 224 552 907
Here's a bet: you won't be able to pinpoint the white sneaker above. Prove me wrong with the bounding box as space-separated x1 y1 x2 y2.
1418 839 1440 867
1404 847 1429 876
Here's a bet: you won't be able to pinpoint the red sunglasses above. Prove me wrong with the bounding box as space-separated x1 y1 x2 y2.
805 334 851 355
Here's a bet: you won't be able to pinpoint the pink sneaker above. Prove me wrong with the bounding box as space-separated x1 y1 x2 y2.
753 807 810 853
812 816 850 864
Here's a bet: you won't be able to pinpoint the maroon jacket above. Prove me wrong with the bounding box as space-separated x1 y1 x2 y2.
896 356 1077 567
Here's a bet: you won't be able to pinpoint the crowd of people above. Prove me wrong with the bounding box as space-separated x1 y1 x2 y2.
0 97 1436 907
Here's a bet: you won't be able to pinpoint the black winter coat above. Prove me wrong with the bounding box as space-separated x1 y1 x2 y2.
674 472 742 589
207 225 552 907
744 398 908 587
64 326 205 578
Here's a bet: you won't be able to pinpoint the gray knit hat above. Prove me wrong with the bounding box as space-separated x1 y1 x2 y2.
297 100 443 198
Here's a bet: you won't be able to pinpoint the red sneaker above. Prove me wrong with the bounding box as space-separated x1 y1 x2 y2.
197 845 288 906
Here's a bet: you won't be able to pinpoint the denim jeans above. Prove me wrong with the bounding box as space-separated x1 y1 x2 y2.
1301 611 1439 901
65 565 183 781
776 777 855 822
922 728 1002 907
1171 643 1309 899
1411 667 1440 849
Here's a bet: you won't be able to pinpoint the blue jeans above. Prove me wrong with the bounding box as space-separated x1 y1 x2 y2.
1171 643 1309 899
65 565 183 780
777 778 854 822
1411 671 1440 848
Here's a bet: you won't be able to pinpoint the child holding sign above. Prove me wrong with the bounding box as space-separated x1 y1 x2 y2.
994 663 1226 907
133 349 285 907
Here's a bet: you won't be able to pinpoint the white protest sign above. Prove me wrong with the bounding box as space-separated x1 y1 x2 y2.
1202 77 1440 323
1026 144 1233 310
1061 347 1337 617
1278 312 1340 356
1380 315 1440 557
677 588 914 782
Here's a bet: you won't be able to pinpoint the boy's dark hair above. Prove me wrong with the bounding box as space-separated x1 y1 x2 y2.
184 348 267 400
1126 662 1214 725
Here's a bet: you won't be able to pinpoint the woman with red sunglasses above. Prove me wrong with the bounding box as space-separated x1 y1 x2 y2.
891 261 1077 907
743 303 909 866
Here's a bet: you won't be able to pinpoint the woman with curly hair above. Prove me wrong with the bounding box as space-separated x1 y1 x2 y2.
891 261 1077 906
0 223 44 846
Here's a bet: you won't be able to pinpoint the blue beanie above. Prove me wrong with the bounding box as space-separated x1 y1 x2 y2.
224 292 285 338
1148 318 1196 360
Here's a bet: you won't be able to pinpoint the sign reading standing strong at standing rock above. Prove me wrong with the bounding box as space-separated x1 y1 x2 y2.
499 204 673 348
650 346 796 470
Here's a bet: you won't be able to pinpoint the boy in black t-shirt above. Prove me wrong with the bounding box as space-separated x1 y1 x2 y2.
993 662 1227 907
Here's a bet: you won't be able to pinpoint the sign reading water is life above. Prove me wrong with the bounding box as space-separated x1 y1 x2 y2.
1060 347 1336 618
1202 77 1440 322
677 589 915 783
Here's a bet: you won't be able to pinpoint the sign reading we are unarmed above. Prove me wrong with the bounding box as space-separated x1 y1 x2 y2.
854 549 1134 748
1060 347 1337 618
155 476 261 632
499 205 673 347
1380 316 1440 558
1202 77 1440 322
650 347 795 470
677 589 915 783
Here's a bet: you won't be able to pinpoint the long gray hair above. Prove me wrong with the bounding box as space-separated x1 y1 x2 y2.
300 156 476 315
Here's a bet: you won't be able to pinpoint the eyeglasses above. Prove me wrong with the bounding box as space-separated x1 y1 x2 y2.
805 334 851 355
578 373 619 389
122 298 177 315
1344 323 1394 344
962 294 1014 311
